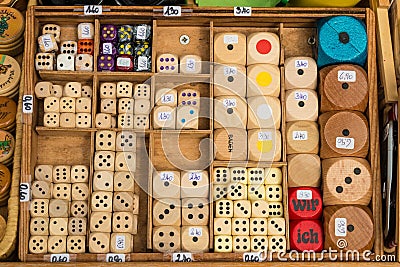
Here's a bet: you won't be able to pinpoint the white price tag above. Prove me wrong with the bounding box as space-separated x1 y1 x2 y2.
186 58 196 72
189 227 203 237
224 34 238 44
137 56 148 71
41 34 55 52
84 5 102 15
243 252 263 262
115 235 126 250
224 66 237 76
336 137 355 149
19 182 30 202
294 91 309 101
258 132 272 141
188 172 202 181
117 57 131 68
295 59 309 69
106 254 125 262
161 94 174 104
234 6 252 16
297 190 312 200
50 254 70 262
160 172 174 181
22 95 33 114
163 6 181 17
136 25 147 40
80 24 92 38
335 218 347 237
293 131 308 141
102 43 113 55
338 71 356 82
172 253 193 262
223 98 236 108
158 112 172 121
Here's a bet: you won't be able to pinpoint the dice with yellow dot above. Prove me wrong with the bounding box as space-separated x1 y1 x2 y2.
265 168 282 185
248 129 282 162
247 64 280 97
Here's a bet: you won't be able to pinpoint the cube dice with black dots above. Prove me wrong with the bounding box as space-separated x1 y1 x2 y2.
213 166 286 253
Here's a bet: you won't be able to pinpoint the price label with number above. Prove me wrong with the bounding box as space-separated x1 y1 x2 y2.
335 218 347 237
172 252 193 262
161 94 174 104
102 43 113 55
23 95 33 114
137 56 149 71
136 25 147 40
50 254 70 262
106 254 125 262
163 6 181 17
258 132 272 141
158 112 172 121
19 183 30 202
40 34 56 52
84 5 102 15
160 172 174 182
295 59 309 69
294 91 308 101
115 235 126 250
292 131 308 141
243 252 262 262
297 190 312 200
189 227 202 237
234 6 252 16
186 58 196 72
224 35 238 44
336 137 355 149
223 98 237 108
338 71 356 82
188 172 202 181
224 66 237 76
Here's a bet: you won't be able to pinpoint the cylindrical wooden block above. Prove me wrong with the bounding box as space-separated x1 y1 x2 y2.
181 226 209 253
319 64 368 112
286 121 319 154
288 154 321 187
214 128 248 161
247 96 281 129
214 96 247 129
284 57 317 90
324 205 374 251
319 111 369 159
247 32 280 66
322 157 372 206
247 64 280 97
214 32 246 65
248 129 281 162
285 89 318 122
214 64 247 97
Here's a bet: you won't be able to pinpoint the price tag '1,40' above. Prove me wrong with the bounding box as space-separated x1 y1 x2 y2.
84 5 102 15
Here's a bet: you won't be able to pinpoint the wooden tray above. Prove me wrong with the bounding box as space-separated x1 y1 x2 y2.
20 6 382 262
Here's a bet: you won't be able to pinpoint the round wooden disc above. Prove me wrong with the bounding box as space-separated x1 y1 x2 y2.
320 111 369 158
322 157 372 205
0 214 6 241
320 64 368 112
288 154 321 187
285 89 318 122
0 130 14 163
324 205 373 251
0 55 21 94
0 96 16 129
286 121 319 154
0 163 10 197
285 57 318 90
0 7 25 45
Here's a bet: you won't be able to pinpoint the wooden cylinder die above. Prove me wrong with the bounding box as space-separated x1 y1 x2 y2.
285 89 318 122
319 64 368 112
247 96 281 129
214 128 247 161
214 96 247 129
214 32 246 65
248 129 281 162
322 157 372 206
247 64 280 97
288 154 321 187
286 121 319 154
319 111 369 159
324 205 374 252
284 57 317 90
214 64 247 97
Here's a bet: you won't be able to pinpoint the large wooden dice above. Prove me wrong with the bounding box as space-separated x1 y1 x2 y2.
284 57 318 90
319 111 369 159
247 32 280 65
153 198 181 226
322 157 372 206
288 187 323 220
153 225 181 252
214 32 246 65
213 64 246 97
247 64 280 97
214 128 247 161
153 170 180 199
319 64 368 113
290 220 323 252
181 171 209 198
182 198 209 226
181 226 209 253
247 96 281 129
285 89 318 122
248 129 281 162
288 154 321 187
286 121 319 155
214 96 247 129
324 205 374 251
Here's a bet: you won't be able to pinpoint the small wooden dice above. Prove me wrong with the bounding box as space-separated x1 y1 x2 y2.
181 226 209 252
153 226 181 252
288 187 323 220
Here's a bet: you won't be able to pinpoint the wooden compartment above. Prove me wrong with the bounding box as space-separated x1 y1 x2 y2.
21 6 381 262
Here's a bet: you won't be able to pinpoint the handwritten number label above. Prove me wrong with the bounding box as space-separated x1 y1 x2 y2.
292 131 308 141
188 172 202 181
294 91 308 101
115 235 126 250
234 6 252 16
335 218 347 237
81 25 92 38
224 66 237 76
106 254 125 262
336 137 355 149
186 58 196 72
223 98 236 108
258 132 272 141
224 34 238 44
243 252 262 262
172 253 193 262
161 94 174 104
297 190 312 200
189 227 202 237
160 172 174 182
117 57 131 68
295 59 309 69
19 183 30 202
158 112 172 121
102 43 113 55
136 25 147 40
41 34 55 52
84 5 102 15
137 56 148 71
163 6 181 17
50 254 70 262
23 95 33 114
338 71 356 82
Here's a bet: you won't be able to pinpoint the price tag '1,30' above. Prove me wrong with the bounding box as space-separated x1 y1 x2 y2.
163 6 181 17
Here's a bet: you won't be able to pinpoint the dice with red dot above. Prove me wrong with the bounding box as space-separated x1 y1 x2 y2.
289 220 323 252
288 187 322 220
247 32 280 65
